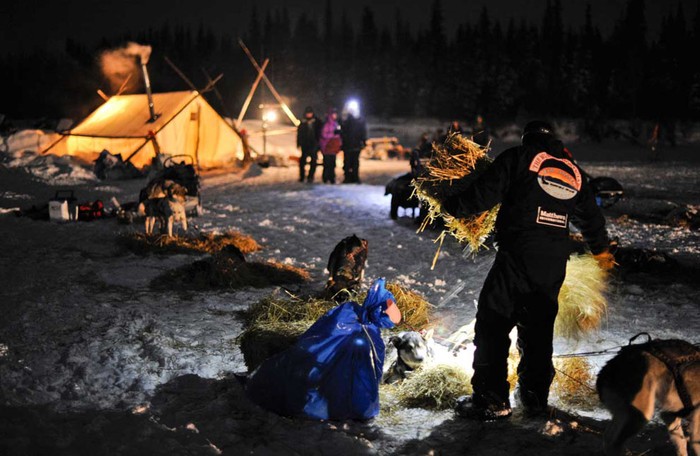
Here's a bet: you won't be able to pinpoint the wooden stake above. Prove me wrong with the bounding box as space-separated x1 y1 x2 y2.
238 39 300 126
236 58 269 128
200 73 224 93
202 67 233 121
116 73 133 96
164 56 198 91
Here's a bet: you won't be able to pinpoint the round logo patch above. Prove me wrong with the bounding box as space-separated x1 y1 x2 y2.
537 167 578 200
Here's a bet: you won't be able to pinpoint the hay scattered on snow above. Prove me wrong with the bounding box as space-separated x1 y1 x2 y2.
551 357 597 408
150 253 309 291
556 254 609 340
244 294 337 326
238 282 433 371
238 321 310 371
396 364 472 409
385 282 432 331
506 352 596 407
118 230 261 256
413 133 499 266
329 282 432 332
240 294 337 370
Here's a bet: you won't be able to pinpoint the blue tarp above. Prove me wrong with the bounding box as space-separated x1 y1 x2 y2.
245 278 396 420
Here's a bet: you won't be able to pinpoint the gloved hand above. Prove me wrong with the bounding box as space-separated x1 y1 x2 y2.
593 249 616 271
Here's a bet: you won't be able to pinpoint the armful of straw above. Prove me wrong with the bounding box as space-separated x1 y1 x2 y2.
440 149 516 218
413 136 510 262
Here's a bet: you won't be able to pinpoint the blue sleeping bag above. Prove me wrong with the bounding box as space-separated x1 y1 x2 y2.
245 278 396 420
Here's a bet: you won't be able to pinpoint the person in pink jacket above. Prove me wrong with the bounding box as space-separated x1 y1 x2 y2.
319 108 342 184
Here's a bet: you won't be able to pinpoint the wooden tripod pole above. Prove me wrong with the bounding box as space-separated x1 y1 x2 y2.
238 39 300 126
236 58 269 128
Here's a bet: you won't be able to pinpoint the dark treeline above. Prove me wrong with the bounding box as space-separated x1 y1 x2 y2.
2 0 700 125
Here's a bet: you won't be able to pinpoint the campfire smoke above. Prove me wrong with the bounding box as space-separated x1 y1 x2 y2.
99 42 158 121
100 42 152 92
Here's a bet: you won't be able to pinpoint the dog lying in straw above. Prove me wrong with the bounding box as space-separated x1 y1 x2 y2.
597 336 700 456
139 181 188 237
383 329 435 384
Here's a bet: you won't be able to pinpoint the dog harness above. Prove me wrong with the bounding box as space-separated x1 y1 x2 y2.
629 333 700 417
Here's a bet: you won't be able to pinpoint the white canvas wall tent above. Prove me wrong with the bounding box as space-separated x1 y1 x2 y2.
43 91 245 169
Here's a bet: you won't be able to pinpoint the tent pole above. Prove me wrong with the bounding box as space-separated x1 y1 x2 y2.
238 39 300 127
202 68 233 121
164 56 198 91
116 73 133 96
236 58 269 128
123 138 152 164
40 134 67 155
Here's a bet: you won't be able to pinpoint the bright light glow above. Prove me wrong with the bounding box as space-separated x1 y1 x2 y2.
262 110 278 123
345 99 360 118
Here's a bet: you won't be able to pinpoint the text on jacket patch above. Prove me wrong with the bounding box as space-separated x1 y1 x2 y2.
536 207 568 228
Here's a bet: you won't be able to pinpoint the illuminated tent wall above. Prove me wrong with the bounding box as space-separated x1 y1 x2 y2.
45 91 244 168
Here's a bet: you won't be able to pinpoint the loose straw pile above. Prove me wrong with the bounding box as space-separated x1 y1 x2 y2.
555 253 609 340
413 133 499 268
118 230 262 255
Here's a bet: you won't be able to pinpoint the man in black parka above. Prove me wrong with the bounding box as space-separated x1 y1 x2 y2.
340 111 367 184
297 106 322 183
443 121 613 420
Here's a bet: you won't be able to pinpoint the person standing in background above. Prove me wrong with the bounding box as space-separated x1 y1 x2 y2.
319 108 342 184
341 102 367 184
471 114 490 147
296 106 322 183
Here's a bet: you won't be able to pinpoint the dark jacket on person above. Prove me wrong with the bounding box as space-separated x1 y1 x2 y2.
340 115 367 151
410 140 432 176
297 116 322 151
443 136 608 259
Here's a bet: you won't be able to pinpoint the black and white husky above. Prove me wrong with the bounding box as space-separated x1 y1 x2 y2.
383 329 435 384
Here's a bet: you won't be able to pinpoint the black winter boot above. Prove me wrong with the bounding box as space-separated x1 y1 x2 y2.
455 393 512 421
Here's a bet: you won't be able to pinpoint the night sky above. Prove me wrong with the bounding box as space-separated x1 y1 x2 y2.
2 0 698 55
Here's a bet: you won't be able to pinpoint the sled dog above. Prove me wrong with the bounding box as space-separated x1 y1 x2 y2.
596 338 700 456
383 329 435 384
325 234 368 300
139 183 188 237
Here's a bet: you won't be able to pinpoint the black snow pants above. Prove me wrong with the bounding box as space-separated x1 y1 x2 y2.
322 154 337 184
343 149 361 183
471 248 566 406
299 147 319 182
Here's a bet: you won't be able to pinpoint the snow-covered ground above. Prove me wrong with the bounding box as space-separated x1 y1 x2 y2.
0 136 699 455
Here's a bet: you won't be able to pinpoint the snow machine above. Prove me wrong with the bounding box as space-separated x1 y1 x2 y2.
142 154 203 216
588 176 624 208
